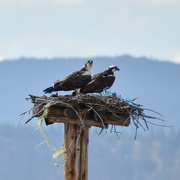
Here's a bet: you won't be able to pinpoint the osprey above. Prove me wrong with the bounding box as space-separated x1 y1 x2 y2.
43 60 93 94
80 65 120 93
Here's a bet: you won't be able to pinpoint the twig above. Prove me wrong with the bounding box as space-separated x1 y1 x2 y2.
140 114 149 131
145 121 172 128
113 125 121 140
98 128 104 135
134 127 138 140
143 108 167 120
86 105 107 134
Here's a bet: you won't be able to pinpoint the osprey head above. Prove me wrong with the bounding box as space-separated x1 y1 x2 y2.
80 60 93 75
107 65 120 73
84 60 93 70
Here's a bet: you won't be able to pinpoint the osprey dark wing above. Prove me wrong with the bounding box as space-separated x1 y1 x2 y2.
53 71 91 91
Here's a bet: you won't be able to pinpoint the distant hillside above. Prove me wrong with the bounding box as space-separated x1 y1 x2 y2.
0 124 180 180
0 55 179 131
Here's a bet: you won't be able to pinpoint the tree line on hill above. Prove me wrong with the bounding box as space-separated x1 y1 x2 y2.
0 124 180 180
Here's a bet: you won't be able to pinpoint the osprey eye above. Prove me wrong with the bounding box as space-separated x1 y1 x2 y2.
88 60 93 64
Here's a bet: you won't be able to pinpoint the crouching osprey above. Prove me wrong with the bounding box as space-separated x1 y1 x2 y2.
80 65 119 93
43 60 93 94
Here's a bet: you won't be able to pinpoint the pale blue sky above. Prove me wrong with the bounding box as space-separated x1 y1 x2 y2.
0 0 180 63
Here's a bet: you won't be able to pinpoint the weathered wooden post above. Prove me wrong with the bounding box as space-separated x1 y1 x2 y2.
64 124 89 180
25 94 131 180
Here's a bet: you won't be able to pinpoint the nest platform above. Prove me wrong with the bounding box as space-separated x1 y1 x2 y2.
25 94 136 129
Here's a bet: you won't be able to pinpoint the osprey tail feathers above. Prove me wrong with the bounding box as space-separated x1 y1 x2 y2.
43 86 54 93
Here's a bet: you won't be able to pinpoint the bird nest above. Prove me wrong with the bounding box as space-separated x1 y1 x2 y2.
21 92 166 136
20 91 167 159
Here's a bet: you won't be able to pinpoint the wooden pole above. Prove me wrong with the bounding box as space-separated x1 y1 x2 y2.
64 123 89 180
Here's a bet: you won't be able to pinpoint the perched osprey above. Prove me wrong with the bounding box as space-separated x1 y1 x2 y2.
80 65 120 93
43 60 93 94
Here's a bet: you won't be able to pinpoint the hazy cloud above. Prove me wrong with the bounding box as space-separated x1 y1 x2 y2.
111 7 150 29
112 7 130 26
0 0 179 62
173 54 180 64
0 0 85 5
129 0 180 6
0 57 4 62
